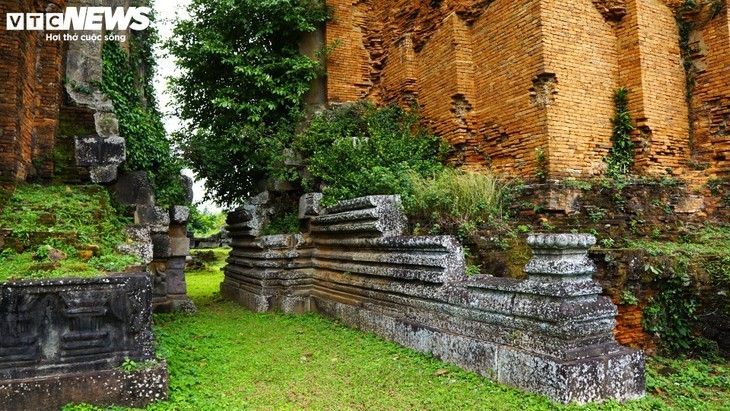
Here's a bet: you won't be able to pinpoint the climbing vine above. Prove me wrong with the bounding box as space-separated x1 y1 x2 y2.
642 257 717 357
605 87 634 178
99 1 185 205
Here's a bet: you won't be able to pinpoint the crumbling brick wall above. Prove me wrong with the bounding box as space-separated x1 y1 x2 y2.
323 0 730 179
687 5 730 175
0 0 66 187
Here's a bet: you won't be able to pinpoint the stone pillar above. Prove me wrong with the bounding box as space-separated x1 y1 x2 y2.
167 206 194 313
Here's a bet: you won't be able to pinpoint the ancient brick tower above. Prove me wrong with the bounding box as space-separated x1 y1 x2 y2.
316 0 730 180
0 0 67 185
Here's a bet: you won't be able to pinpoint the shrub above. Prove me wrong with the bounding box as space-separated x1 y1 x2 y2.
188 207 228 237
293 102 446 207
100 9 186 205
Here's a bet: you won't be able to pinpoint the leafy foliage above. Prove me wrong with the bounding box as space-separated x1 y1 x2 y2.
407 168 508 227
167 0 330 207
642 258 718 357
293 102 446 207
99 6 185 205
605 87 635 178
534 148 548 181
188 207 227 237
259 210 300 236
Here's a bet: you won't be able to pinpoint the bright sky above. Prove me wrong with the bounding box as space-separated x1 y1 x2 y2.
152 1 223 212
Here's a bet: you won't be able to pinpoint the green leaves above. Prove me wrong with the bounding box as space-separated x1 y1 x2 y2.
292 102 445 207
605 87 635 178
100 8 186 206
167 0 330 207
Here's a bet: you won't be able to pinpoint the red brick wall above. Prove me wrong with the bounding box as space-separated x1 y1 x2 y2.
541 0 619 178
323 0 728 180
618 0 690 176
469 0 546 176
690 6 730 176
0 0 65 187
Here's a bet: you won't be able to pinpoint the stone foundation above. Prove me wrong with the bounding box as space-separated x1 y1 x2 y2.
222 194 646 404
0 273 168 409
0 363 168 411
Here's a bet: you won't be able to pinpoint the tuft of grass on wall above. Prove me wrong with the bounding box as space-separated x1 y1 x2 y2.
407 168 508 227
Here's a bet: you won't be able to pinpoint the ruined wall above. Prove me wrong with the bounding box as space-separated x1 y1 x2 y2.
540 0 619 177
0 0 66 186
0 274 168 410
617 0 690 175
468 0 545 175
688 5 730 175
222 194 646 404
0 0 140 187
323 0 729 179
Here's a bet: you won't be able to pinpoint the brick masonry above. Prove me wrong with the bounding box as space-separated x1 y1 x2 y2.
323 0 730 179
0 0 66 187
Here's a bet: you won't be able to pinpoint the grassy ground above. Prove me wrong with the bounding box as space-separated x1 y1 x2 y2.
0 184 136 282
65 249 729 411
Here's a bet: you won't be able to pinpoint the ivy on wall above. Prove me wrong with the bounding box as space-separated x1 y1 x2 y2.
605 87 635 178
99 2 185 205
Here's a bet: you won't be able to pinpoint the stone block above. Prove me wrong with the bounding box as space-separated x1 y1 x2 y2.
112 172 156 207
169 225 187 238
170 237 190 257
74 135 125 167
299 193 323 219
313 195 406 237
151 234 171 259
166 270 187 295
166 257 187 271
136 206 170 234
604 349 646 402
117 242 153 265
89 164 118 184
117 226 153 264
94 112 119 137
0 362 168 411
0 274 156 382
169 206 190 225
123 225 151 243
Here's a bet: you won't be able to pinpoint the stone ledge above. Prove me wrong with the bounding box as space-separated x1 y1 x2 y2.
0 362 168 411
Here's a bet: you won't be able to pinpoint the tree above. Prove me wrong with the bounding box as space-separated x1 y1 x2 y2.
167 0 329 207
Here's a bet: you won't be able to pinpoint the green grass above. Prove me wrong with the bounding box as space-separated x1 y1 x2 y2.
625 224 730 257
0 184 137 282
407 168 508 226
64 249 730 410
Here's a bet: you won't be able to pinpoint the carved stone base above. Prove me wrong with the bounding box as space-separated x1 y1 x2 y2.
312 297 646 405
222 195 647 404
0 362 168 411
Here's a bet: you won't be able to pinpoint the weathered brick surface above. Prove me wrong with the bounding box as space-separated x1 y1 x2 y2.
0 0 65 187
617 0 689 175
689 6 730 176
324 0 729 179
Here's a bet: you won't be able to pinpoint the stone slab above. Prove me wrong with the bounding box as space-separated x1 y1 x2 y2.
0 362 168 411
